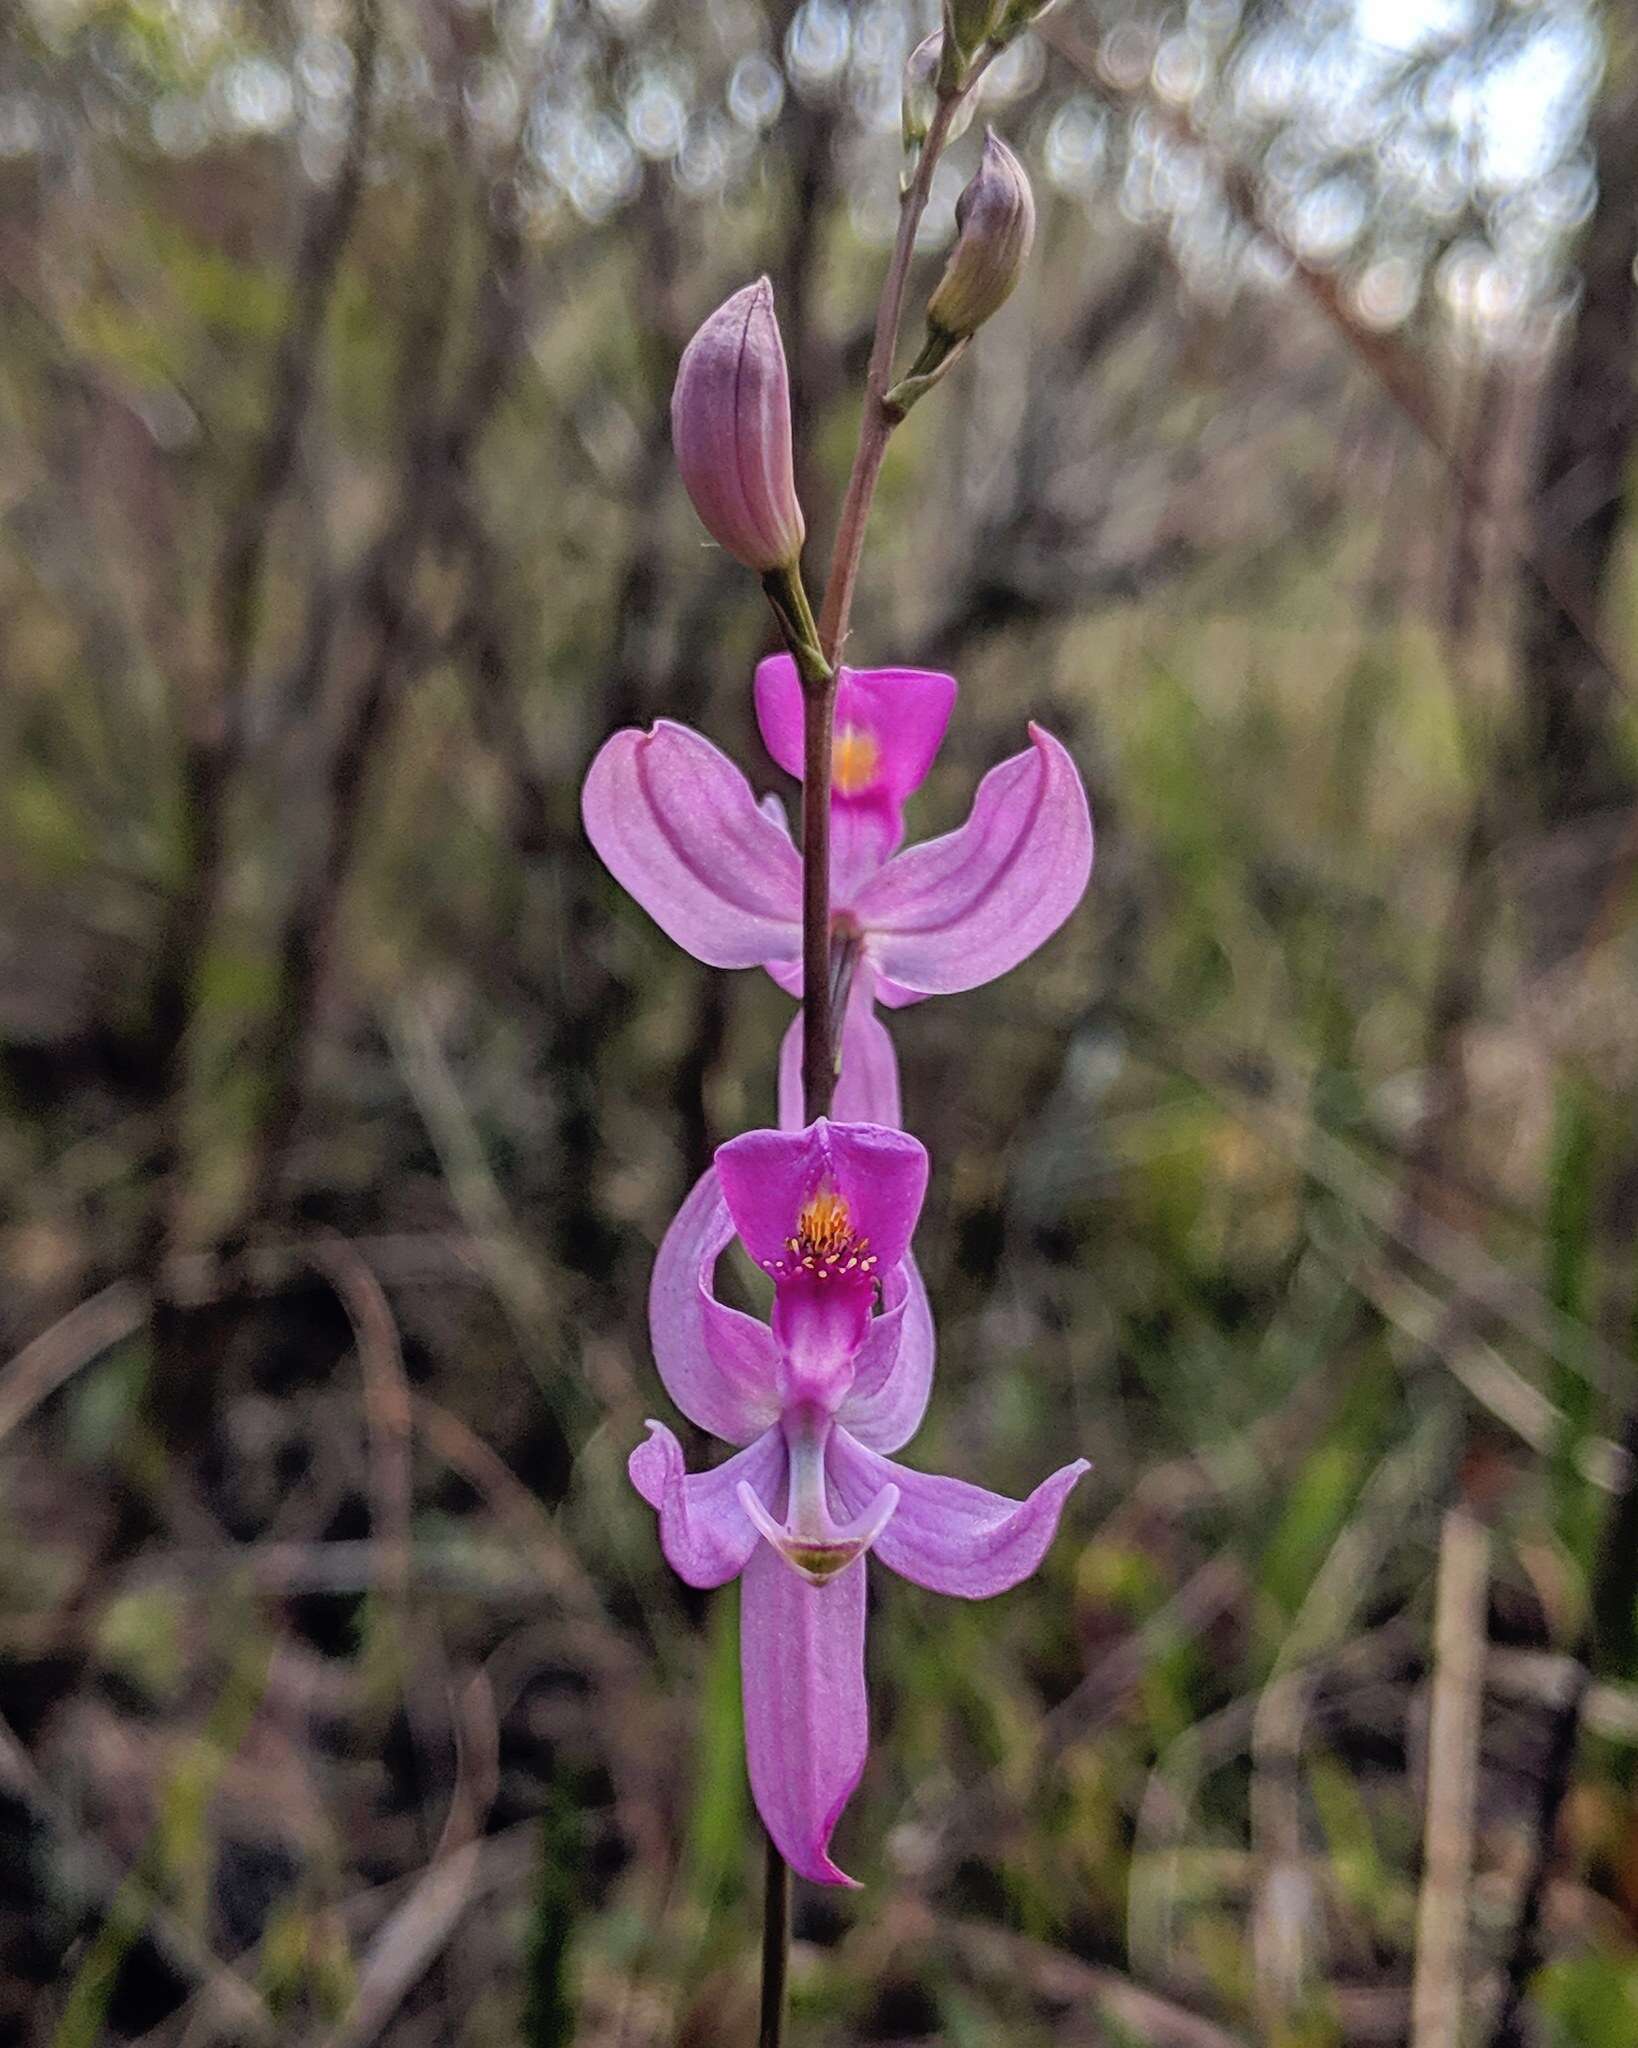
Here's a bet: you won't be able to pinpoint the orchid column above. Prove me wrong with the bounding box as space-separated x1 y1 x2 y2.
586 9 1083 2041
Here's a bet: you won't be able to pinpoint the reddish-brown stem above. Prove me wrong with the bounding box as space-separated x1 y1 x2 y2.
815 89 962 666
800 668 841 1117
756 76 979 2017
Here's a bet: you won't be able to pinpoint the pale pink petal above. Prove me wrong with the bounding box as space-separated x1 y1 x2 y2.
740 1538 868 1885
776 986 902 1132
831 801 900 902
650 1168 781 1445
582 721 802 969
630 1422 784 1588
837 1256 934 1453
853 725 1092 994
871 974 925 1011
828 1430 1089 1598
716 1120 927 1277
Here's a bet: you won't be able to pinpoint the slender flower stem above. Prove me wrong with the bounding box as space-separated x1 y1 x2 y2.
816 86 965 666
799 669 841 1118
755 63 986 2038
758 1825 792 2048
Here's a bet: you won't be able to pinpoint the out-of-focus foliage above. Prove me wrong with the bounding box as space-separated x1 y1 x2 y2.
2 0 1637 2044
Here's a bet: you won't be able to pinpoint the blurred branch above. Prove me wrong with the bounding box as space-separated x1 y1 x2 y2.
0 1709 278 2042
317 1669 499 2048
1037 16 1636 711
147 0 382 1145
242 164 537 1230
1410 1507 1490 2048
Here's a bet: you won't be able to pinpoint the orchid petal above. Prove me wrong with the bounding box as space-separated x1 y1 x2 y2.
852 725 1092 994
582 721 802 968
828 1430 1089 1598
741 1538 868 1885
776 990 903 1133
838 1256 934 1453
650 1169 780 1445
756 659 959 900
716 1119 927 1277
754 657 957 804
630 1422 784 1588
831 802 900 902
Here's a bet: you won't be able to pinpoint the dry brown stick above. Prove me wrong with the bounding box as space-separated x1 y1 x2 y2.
0 1236 497 1450
311 1234 415 1614
1036 15 1633 704
0 1709 277 2042
903 1552 1245 1888
1411 1507 1491 2048
316 1669 500 2048
241 152 536 1232
948 1921 1251 2048
1117 999 1630 1397
0 1280 146 1447
147 0 382 1131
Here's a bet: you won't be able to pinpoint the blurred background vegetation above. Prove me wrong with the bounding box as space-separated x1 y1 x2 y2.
2 0 1637 2042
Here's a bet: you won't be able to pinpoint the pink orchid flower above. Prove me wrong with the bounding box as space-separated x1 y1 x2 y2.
581 662 1093 1131
629 1117 1089 1885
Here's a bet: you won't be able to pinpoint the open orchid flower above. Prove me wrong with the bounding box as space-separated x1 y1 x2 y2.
581 664 1092 1131
629 1118 1089 1885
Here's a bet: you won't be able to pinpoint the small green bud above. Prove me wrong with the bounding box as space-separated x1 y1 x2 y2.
991 0 1063 48
902 32 976 154
943 0 1003 67
925 130 1037 342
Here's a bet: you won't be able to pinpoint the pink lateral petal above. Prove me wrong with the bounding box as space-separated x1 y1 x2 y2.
630 1422 784 1589
853 725 1092 994
837 1256 934 1454
831 800 901 902
582 721 802 969
650 1168 781 1446
828 1430 1089 1599
740 1539 868 1885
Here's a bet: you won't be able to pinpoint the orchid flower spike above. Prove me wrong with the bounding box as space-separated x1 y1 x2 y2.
582 665 1092 1131
671 277 805 575
630 1118 1088 1884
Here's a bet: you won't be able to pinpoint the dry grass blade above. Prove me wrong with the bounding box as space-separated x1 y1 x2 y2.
316 1670 500 2048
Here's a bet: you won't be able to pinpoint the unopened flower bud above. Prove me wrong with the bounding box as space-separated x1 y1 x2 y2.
902 33 975 153
925 130 1036 341
944 0 1003 66
671 277 805 574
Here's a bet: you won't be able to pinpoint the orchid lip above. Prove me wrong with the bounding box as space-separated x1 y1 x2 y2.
737 1478 900 1586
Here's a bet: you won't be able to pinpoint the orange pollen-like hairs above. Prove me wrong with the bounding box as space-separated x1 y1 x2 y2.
762 1186 878 1282
832 724 880 798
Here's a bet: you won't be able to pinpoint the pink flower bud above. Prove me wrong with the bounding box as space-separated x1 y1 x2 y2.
925 130 1036 341
670 277 806 575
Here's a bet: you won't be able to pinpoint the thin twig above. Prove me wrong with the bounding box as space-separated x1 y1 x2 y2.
1411 1507 1490 2048
816 90 961 665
